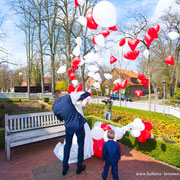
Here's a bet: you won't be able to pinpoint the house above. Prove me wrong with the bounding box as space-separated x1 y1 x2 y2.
85 68 151 96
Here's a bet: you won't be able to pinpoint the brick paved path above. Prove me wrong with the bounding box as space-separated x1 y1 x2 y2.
0 137 179 180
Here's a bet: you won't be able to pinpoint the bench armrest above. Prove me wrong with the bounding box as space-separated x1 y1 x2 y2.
5 126 10 135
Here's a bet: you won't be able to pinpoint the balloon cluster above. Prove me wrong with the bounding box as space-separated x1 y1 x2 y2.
91 119 153 158
113 79 127 92
91 122 124 158
128 118 153 143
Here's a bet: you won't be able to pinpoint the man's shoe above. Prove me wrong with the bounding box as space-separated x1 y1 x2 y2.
62 166 69 176
76 165 86 174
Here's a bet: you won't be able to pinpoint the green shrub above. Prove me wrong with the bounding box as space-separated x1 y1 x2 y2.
55 81 67 91
85 115 180 167
0 128 5 149
173 88 180 100
42 97 49 102
41 104 45 109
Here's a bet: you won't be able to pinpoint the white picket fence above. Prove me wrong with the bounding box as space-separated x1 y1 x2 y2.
0 92 54 99
92 98 180 119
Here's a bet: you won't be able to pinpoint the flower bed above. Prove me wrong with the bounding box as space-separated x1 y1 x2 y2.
84 105 180 143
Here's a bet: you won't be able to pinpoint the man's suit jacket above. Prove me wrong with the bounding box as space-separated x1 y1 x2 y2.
102 140 121 163
52 92 90 134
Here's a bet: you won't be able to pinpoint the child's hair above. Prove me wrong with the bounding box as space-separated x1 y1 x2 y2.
107 129 115 139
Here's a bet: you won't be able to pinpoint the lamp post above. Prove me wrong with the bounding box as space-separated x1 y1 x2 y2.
163 78 166 115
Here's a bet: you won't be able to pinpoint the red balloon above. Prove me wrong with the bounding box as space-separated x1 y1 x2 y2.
120 79 127 89
70 73 76 80
154 24 160 33
92 36 96 44
68 68 73 77
74 0 80 6
101 123 111 131
93 138 105 158
143 121 152 131
124 50 140 60
141 79 148 87
144 34 154 47
164 55 174 65
67 84 76 94
135 90 143 98
128 38 140 51
72 65 79 70
85 12 98 30
72 57 81 66
137 136 147 143
119 38 126 47
99 30 110 37
108 25 117 31
138 74 146 81
141 129 151 140
113 82 121 92
110 56 117 64
147 27 158 39
77 84 83 92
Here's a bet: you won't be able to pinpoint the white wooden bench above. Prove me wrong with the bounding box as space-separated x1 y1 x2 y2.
5 112 65 161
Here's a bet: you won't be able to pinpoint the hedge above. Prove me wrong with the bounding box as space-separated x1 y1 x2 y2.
85 115 180 167
42 97 49 103
0 128 5 149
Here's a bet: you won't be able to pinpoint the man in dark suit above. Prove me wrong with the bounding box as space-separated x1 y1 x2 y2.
52 89 90 175
102 129 121 180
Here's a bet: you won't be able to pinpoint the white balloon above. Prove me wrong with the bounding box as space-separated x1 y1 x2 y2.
84 52 99 63
94 45 102 51
168 32 180 41
93 1 117 27
104 73 112 80
75 37 82 46
93 73 102 81
143 49 150 59
79 58 85 66
113 79 121 84
94 34 105 47
93 82 100 89
72 80 78 86
77 0 85 6
94 121 102 127
73 45 80 57
132 122 145 131
19 72 22 76
91 126 104 140
133 118 142 124
104 130 109 142
57 65 66 74
130 130 141 138
88 71 95 77
77 16 87 26
115 127 124 140
87 65 99 72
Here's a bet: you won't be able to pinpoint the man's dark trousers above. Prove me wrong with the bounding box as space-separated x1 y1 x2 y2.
63 126 85 170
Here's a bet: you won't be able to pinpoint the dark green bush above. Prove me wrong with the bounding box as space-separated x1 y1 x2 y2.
0 128 5 149
41 104 45 109
42 97 49 102
85 115 180 167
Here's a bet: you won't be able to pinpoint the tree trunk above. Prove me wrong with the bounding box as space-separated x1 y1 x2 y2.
152 81 158 99
148 48 151 112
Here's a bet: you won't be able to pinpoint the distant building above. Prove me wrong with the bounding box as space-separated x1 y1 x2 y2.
85 68 151 96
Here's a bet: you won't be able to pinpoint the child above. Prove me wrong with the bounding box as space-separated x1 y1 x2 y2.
102 129 121 180
102 97 112 121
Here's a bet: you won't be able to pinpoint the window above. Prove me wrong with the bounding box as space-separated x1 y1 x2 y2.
131 78 137 83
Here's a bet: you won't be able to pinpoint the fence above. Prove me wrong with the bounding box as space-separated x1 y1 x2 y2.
92 98 180 119
0 92 54 99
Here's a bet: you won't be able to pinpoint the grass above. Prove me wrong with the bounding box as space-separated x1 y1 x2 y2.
94 104 180 125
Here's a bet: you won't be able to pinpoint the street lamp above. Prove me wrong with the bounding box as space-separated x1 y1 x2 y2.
163 78 166 115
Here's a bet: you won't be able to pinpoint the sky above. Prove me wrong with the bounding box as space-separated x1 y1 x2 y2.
0 0 179 71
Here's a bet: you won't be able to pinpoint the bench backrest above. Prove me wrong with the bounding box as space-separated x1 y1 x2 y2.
5 112 63 133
